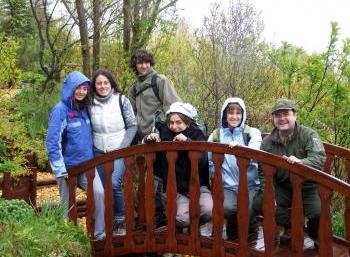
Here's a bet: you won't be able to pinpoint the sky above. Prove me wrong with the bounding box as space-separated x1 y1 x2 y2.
177 0 350 54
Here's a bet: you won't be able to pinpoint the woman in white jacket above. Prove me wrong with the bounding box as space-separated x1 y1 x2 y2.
89 69 137 235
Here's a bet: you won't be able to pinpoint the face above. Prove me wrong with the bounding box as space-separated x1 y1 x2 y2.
168 114 187 133
273 109 297 133
136 61 151 75
95 74 111 96
226 106 243 128
74 84 89 101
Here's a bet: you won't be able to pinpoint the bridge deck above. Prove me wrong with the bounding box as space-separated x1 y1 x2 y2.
92 223 350 257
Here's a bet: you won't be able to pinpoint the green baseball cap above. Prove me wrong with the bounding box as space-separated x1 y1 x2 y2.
271 98 296 114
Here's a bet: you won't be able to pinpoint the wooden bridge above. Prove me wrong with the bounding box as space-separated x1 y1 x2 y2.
56 141 350 256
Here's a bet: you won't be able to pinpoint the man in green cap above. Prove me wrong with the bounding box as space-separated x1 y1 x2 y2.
253 98 326 248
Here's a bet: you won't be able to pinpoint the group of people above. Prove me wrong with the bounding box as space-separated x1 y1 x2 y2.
45 49 326 249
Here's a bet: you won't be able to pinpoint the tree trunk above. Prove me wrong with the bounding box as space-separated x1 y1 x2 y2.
123 0 131 54
92 0 101 72
76 0 91 77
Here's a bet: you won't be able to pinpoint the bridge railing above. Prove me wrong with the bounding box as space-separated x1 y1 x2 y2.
67 141 350 257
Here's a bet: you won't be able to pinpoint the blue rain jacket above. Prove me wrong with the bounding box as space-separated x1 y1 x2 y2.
45 71 93 178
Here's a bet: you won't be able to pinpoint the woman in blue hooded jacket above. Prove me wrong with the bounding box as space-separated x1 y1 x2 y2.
46 71 105 240
208 97 261 239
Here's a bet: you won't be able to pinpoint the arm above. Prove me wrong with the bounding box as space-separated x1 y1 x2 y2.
247 127 262 150
45 107 67 178
158 75 182 111
300 129 326 170
119 97 137 148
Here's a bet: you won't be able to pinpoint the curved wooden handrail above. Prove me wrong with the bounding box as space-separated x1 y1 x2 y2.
66 141 350 257
69 142 350 197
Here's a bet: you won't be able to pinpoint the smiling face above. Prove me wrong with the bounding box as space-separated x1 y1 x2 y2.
74 83 89 101
168 114 188 133
272 109 297 133
226 104 243 128
136 61 151 75
95 74 111 96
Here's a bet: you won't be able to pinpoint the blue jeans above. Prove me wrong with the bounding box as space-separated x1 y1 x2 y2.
95 150 125 220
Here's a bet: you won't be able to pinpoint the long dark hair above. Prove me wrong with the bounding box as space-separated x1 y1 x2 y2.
129 49 155 75
90 69 122 103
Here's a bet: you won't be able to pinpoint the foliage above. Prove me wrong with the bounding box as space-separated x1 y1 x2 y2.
0 200 91 256
0 0 35 38
0 199 35 223
0 34 22 88
0 88 49 175
332 211 345 238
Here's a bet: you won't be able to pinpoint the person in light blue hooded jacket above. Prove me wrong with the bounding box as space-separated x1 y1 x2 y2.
208 97 261 239
46 71 105 240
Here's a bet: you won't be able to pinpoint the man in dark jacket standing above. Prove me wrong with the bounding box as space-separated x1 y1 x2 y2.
253 98 326 248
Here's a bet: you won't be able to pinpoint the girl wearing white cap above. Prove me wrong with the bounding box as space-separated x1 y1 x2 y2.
144 102 213 235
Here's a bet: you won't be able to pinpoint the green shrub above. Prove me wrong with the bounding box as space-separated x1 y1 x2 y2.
0 200 91 257
332 211 345 238
0 35 22 88
0 199 35 223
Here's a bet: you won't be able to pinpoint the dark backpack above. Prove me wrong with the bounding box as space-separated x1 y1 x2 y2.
211 125 252 145
118 94 127 129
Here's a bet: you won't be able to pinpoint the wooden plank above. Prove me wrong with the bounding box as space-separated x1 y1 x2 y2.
290 174 304 257
318 184 333 257
236 156 250 257
188 151 201 255
261 163 276 257
144 152 156 252
86 167 96 238
165 151 178 253
103 160 114 257
124 156 135 253
211 153 225 257
346 158 350 256
136 155 146 225
67 175 77 224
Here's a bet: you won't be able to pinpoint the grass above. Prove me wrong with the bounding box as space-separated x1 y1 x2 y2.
0 199 91 257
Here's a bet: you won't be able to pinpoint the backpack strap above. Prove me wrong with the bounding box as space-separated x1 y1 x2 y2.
211 128 221 142
132 74 162 103
119 94 127 129
151 74 162 103
243 125 252 146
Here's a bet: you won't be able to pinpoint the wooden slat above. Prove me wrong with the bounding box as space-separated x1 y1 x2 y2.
261 163 276 257
236 156 250 257
318 184 333 257
124 156 135 253
165 151 178 253
324 153 335 174
188 151 201 255
290 174 304 257
103 160 114 257
86 167 96 238
346 158 350 256
144 153 156 252
136 155 146 225
68 175 77 224
211 153 225 257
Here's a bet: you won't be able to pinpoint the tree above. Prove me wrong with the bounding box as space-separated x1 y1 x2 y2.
30 0 77 91
122 0 178 54
189 0 275 129
0 0 35 38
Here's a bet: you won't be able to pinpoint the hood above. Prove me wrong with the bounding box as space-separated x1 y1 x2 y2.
220 97 246 130
61 71 90 106
166 102 198 121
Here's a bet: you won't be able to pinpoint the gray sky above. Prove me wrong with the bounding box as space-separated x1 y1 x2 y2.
177 0 350 54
